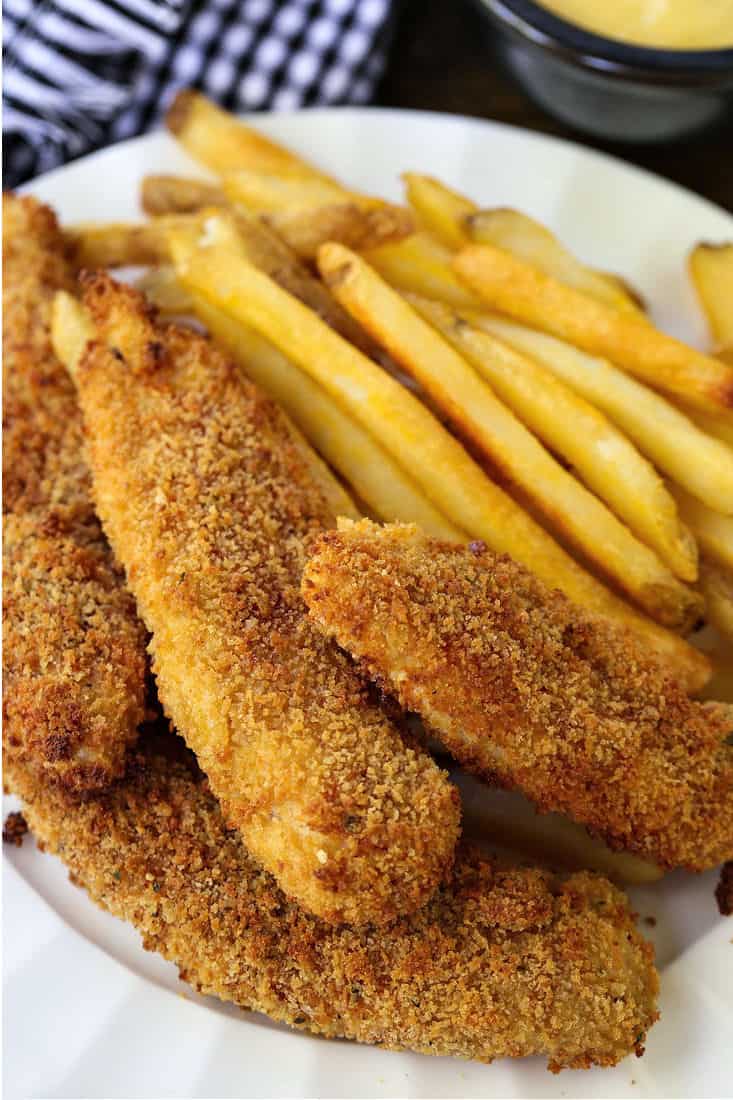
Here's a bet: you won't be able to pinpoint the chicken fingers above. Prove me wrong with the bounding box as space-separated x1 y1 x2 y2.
67 274 460 925
303 520 733 871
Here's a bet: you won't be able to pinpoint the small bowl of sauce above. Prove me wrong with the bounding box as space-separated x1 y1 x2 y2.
473 0 733 142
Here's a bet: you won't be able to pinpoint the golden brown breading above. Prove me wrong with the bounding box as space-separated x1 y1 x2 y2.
4 735 659 1071
2 195 147 791
71 273 460 925
3 511 147 790
302 520 733 872
2 194 87 517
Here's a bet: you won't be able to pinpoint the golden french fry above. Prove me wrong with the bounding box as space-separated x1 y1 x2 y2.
65 219 177 268
465 208 644 314
469 314 733 514
410 294 698 583
319 244 701 628
223 168 356 213
135 266 196 315
455 243 733 417
50 291 93 370
140 174 227 216
172 235 709 687
717 343 733 366
402 173 476 249
144 174 411 267
365 232 481 309
671 486 733 572
192 207 376 356
689 242 733 347
698 558 733 644
263 202 414 263
166 88 338 182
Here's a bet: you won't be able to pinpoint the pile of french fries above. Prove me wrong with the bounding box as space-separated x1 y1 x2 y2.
61 90 733 701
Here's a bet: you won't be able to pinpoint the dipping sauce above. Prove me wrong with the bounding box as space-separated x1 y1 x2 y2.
537 0 733 49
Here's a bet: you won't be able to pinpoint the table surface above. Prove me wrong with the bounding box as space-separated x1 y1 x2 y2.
377 0 733 214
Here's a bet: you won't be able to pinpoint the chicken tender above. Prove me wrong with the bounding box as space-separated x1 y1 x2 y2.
3 511 147 790
4 733 659 1072
69 274 460 925
303 520 733 872
2 195 146 791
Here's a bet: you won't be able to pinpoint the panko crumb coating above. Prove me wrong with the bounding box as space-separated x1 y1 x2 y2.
303 520 733 872
71 273 460 925
4 734 659 1071
2 195 147 792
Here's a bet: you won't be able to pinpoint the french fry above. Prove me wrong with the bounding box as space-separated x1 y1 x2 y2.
223 168 356 213
454 243 733 417
671 487 733 572
166 88 339 182
65 219 176 268
402 184 646 314
264 202 414 262
403 179 647 327
465 208 644 314
318 244 701 628
468 314 733 514
689 242 733 347
365 232 481 309
410 294 698 582
144 170 413 262
195 207 376 356
172 234 709 687
403 173 476 249
698 558 733 644
135 266 196 315
141 174 227 216
50 291 93 370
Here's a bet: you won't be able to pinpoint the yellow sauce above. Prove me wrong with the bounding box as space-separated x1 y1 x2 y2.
537 0 733 49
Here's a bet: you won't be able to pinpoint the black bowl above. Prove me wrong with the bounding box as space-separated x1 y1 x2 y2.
472 0 733 143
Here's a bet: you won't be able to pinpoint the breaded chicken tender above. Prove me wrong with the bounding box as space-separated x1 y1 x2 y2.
3 512 147 790
2 195 85 517
4 735 659 1072
69 274 460 925
2 195 146 791
303 520 733 872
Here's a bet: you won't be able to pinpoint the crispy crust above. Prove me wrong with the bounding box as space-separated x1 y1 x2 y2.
302 520 733 872
4 736 659 1071
72 273 460 926
2 195 147 791
3 510 147 790
2 194 86 517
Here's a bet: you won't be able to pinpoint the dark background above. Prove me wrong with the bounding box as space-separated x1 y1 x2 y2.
377 0 733 212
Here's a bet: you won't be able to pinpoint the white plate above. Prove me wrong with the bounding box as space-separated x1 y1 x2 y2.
5 108 733 1099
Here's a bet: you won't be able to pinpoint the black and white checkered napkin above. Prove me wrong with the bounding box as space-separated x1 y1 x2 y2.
2 0 396 188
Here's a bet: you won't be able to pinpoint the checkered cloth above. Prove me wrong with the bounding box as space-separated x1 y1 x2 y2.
3 0 396 187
